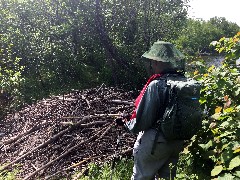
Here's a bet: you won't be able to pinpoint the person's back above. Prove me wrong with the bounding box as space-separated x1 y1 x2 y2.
124 41 186 179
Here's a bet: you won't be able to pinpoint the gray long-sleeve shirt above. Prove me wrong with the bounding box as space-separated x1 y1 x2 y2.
126 78 168 141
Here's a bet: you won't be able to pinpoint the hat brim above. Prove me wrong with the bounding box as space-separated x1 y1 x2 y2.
142 53 172 62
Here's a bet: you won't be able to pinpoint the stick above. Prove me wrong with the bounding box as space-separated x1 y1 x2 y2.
110 100 134 105
45 156 99 179
23 125 110 180
98 123 114 139
0 116 90 171
60 120 108 127
3 121 49 145
81 95 91 109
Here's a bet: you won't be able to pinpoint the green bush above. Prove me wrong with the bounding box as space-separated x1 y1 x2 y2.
0 37 24 119
185 32 240 179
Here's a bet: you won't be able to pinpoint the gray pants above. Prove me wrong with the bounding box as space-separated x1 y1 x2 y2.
131 129 183 180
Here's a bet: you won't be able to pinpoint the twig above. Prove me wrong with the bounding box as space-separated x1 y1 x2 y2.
98 123 114 139
2 121 49 145
45 156 99 179
110 100 134 105
95 83 105 94
80 121 109 127
0 116 90 171
81 95 91 109
23 125 111 180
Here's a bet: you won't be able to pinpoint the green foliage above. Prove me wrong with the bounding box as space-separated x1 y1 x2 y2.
186 32 240 179
176 18 240 55
76 158 133 180
0 167 18 180
0 0 189 104
0 36 24 118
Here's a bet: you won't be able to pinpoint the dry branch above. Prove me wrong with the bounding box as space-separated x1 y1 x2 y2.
0 86 136 179
110 99 134 105
23 124 112 180
2 121 49 145
1 116 90 171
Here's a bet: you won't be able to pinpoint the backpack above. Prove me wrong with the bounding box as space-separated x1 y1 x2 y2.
157 74 202 140
151 74 202 154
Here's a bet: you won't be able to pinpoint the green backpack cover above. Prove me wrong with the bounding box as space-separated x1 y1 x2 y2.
157 74 202 140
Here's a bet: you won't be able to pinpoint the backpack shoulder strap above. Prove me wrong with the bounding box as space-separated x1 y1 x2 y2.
151 73 184 154
151 76 171 155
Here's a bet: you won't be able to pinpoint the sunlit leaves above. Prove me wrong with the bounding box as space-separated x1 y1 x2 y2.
211 165 223 176
215 106 222 113
187 32 240 179
228 156 240 170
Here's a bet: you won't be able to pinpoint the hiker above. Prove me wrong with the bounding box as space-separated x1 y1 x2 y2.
117 41 188 180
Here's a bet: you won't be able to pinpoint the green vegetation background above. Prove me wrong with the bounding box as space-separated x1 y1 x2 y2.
0 0 240 179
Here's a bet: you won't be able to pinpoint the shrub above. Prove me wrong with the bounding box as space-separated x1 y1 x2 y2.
186 32 240 179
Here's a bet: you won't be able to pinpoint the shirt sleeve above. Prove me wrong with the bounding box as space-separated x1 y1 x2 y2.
126 79 166 133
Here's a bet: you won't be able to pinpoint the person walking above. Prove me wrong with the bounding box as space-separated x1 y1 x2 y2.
121 41 186 180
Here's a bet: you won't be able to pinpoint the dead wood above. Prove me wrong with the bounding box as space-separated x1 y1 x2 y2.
110 99 134 105
0 86 136 179
2 121 49 145
23 124 112 180
1 116 90 171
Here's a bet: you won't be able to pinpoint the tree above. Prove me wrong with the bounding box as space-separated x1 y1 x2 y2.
0 0 189 103
176 18 240 55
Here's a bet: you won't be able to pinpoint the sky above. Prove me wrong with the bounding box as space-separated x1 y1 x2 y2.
187 0 240 26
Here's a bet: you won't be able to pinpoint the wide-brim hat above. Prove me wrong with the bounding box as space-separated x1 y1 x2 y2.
142 41 185 70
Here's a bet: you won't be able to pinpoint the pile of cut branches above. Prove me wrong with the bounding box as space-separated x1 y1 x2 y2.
0 85 136 179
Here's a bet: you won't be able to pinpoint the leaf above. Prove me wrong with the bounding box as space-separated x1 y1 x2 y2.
234 147 240 153
235 88 240 96
221 149 233 163
211 165 223 176
199 97 206 104
228 155 240 170
208 65 215 72
211 113 221 120
194 70 199 75
220 121 229 128
199 140 213 151
219 131 232 138
218 173 235 180
215 106 222 113
234 171 240 177
223 107 234 113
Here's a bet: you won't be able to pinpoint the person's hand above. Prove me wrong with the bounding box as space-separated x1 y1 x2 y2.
115 117 125 127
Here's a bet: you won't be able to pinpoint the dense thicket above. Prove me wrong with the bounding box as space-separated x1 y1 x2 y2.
0 0 188 100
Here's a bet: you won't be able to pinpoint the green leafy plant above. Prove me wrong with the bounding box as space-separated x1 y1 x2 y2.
0 167 18 180
0 37 24 118
76 158 133 180
186 32 240 179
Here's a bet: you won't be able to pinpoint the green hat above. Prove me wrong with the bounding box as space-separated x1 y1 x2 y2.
142 41 185 70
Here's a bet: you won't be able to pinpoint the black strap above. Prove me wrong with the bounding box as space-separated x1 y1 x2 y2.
151 79 171 154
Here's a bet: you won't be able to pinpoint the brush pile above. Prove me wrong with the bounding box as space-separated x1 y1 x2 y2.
0 85 137 179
